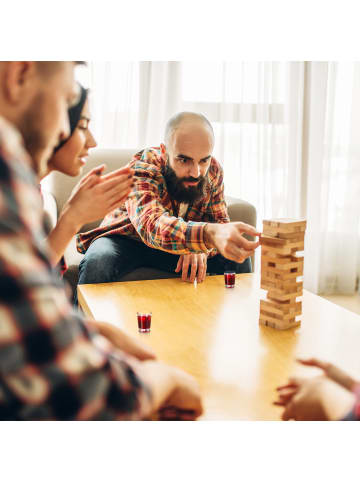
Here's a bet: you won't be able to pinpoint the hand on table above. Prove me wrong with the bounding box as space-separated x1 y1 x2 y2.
175 253 207 283
274 375 356 421
204 221 261 264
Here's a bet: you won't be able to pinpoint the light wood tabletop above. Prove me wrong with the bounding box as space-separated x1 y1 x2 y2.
78 274 360 420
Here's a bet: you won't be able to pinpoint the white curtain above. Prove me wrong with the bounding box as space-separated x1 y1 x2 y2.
77 61 360 295
304 62 360 295
181 62 305 222
138 61 182 146
76 62 140 148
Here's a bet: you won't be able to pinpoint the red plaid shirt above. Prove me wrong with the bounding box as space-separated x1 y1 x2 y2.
76 147 230 256
0 116 152 420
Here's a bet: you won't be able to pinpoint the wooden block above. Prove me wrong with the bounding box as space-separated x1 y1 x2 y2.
261 280 303 292
267 290 303 301
260 300 302 316
261 281 302 294
261 278 303 291
263 219 307 233
260 235 289 246
261 270 302 282
260 307 300 322
262 254 292 265
267 292 300 302
261 262 303 276
263 218 306 227
261 241 304 256
259 314 301 330
263 228 305 240
272 258 304 271
260 313 301 327
264 287 303 300
261 256 304 272
267 296 299 306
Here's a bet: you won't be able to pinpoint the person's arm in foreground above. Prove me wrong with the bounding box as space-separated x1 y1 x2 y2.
0 149 202 421
86 320 156 361
47 165 134 265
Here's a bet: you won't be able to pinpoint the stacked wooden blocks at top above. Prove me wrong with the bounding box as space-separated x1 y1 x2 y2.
259 219 306 330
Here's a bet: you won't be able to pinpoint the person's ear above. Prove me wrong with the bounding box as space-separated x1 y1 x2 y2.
4 61 36 104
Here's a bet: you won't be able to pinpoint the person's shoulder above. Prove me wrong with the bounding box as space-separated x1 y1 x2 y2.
207 156 225 185
130 147 165 179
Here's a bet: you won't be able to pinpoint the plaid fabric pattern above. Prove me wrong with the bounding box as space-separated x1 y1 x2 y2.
76 147 230 256
0 116 152 420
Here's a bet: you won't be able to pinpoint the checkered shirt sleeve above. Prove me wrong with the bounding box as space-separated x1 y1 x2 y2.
125 161 210 255
0 118 152 420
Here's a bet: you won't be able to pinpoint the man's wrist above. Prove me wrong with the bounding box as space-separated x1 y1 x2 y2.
203 223 216 250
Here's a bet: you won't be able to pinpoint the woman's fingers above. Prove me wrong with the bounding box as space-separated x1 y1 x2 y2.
101 166 133 181
80 164 106 184
98 173 134 193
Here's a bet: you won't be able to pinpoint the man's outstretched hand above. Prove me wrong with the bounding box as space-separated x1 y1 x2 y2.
204 221 261 264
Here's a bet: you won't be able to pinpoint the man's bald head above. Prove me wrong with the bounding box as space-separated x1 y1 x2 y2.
164 111 214 148
160 112 215 203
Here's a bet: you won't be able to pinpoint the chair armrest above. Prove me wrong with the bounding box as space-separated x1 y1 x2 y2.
225 196 257 230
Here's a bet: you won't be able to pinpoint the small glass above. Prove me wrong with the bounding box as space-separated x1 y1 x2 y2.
137 312 152 333
224 271 236 288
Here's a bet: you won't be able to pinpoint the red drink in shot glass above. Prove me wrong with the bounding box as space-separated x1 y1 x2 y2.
137 312 152 332
224 271 235 288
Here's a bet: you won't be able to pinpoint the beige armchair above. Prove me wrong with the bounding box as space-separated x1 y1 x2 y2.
42 148 257 293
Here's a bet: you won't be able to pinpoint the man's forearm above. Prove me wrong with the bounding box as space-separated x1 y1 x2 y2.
87 320 156 361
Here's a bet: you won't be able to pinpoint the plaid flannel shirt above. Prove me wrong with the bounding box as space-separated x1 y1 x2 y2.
0 116 152 420
76 147 230 256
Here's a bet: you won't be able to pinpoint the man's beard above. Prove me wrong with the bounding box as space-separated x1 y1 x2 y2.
163 164 207 203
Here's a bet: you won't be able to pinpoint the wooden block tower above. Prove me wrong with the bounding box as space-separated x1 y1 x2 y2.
259 218 306 330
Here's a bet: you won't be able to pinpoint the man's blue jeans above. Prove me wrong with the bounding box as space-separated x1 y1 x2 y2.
76 235 251 302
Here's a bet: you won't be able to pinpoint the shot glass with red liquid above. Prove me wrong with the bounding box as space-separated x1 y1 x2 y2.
137 312 152 333
224 271 236 288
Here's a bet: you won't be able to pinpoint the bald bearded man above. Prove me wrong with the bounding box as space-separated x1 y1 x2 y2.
76 112 260 287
